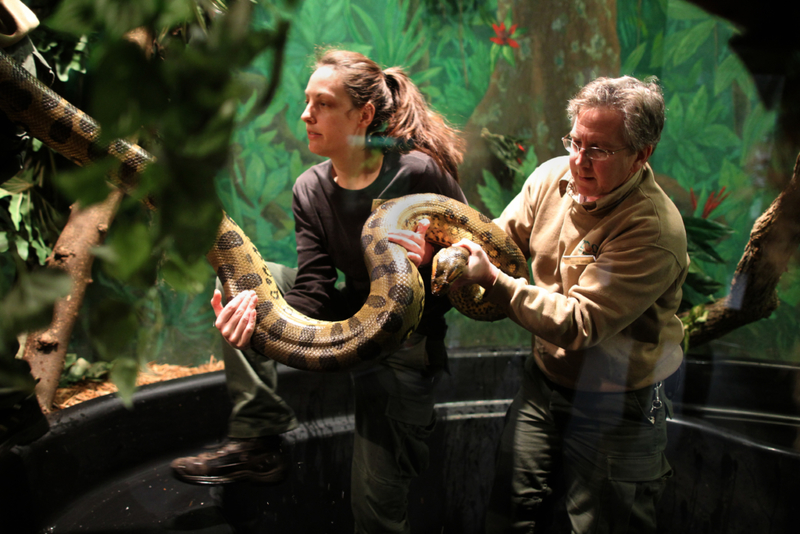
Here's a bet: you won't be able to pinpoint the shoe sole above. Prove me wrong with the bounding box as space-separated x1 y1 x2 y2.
172 465 288 486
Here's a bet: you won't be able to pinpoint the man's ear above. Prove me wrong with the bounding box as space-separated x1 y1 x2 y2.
632 145 654 174
359 102 376 128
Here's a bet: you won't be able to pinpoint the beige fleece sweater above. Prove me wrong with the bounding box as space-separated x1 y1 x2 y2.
487 156 688 391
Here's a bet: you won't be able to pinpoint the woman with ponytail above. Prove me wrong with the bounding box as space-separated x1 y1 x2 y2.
172 48 467 533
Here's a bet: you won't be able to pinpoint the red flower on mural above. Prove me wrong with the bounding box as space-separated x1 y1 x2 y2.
690 187 730 219
491 22 520 48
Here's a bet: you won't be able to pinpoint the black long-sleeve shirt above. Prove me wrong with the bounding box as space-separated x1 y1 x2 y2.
286 150 467 342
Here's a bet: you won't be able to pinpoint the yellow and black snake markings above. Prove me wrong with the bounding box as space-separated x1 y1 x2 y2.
0 49 151 189
1 49 528 372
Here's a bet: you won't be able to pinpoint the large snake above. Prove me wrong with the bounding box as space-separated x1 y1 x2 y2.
0 48 529 371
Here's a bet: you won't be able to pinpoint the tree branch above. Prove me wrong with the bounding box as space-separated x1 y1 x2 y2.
21 189 123 413
683 152 800 348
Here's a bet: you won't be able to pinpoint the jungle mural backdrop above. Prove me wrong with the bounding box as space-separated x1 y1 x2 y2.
1 0 795 393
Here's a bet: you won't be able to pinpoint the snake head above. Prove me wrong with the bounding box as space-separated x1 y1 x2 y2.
431 246 470 295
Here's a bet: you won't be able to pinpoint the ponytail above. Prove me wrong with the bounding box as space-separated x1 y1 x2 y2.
314 48 464 181
382 68 464 180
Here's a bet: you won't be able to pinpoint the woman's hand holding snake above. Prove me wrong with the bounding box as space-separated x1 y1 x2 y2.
212 289 257 350
388 219 434 268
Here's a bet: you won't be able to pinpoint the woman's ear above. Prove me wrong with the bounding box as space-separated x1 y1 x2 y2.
359 102 376 128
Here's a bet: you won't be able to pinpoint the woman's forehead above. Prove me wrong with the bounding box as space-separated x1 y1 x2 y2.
305 66 346 96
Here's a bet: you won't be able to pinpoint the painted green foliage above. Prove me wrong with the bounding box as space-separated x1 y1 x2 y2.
223 0 790 355
617 0 798 359
233 0 768 268
621 3 773 254
2 0 796 370
216 0 498 267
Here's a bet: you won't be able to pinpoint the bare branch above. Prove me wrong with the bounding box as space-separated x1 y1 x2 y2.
22 189 124 413
684 152 800 348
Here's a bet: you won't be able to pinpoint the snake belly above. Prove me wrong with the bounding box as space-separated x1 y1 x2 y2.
0 49 529 372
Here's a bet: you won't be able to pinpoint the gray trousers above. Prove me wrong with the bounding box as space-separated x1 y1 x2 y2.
351 333 443 534
220 263 299 438
485 356 673 534
220 265 442 533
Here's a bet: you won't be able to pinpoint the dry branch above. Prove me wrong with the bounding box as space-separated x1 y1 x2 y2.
683 152 800 348
22 189 124 412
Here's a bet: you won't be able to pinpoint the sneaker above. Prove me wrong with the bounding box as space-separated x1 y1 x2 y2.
170 436 288 485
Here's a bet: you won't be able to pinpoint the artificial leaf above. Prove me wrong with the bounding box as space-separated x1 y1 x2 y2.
110 357 139 408
0 270 72 337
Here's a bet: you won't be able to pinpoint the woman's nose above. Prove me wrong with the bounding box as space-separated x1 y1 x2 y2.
301 104 313 123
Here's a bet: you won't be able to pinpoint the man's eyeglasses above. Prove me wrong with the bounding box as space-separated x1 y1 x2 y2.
562 136 630 161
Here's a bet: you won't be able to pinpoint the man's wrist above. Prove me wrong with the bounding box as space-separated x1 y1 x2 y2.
482 264 500 289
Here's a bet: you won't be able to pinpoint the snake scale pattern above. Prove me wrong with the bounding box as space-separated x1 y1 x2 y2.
0 48 529 371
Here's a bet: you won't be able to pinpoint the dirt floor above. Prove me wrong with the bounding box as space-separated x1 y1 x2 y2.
52 357 225 410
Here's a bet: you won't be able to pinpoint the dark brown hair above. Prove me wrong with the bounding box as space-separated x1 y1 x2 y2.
314 48 464 180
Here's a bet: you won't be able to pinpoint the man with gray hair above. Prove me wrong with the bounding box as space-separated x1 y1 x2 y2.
443 76 687 532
